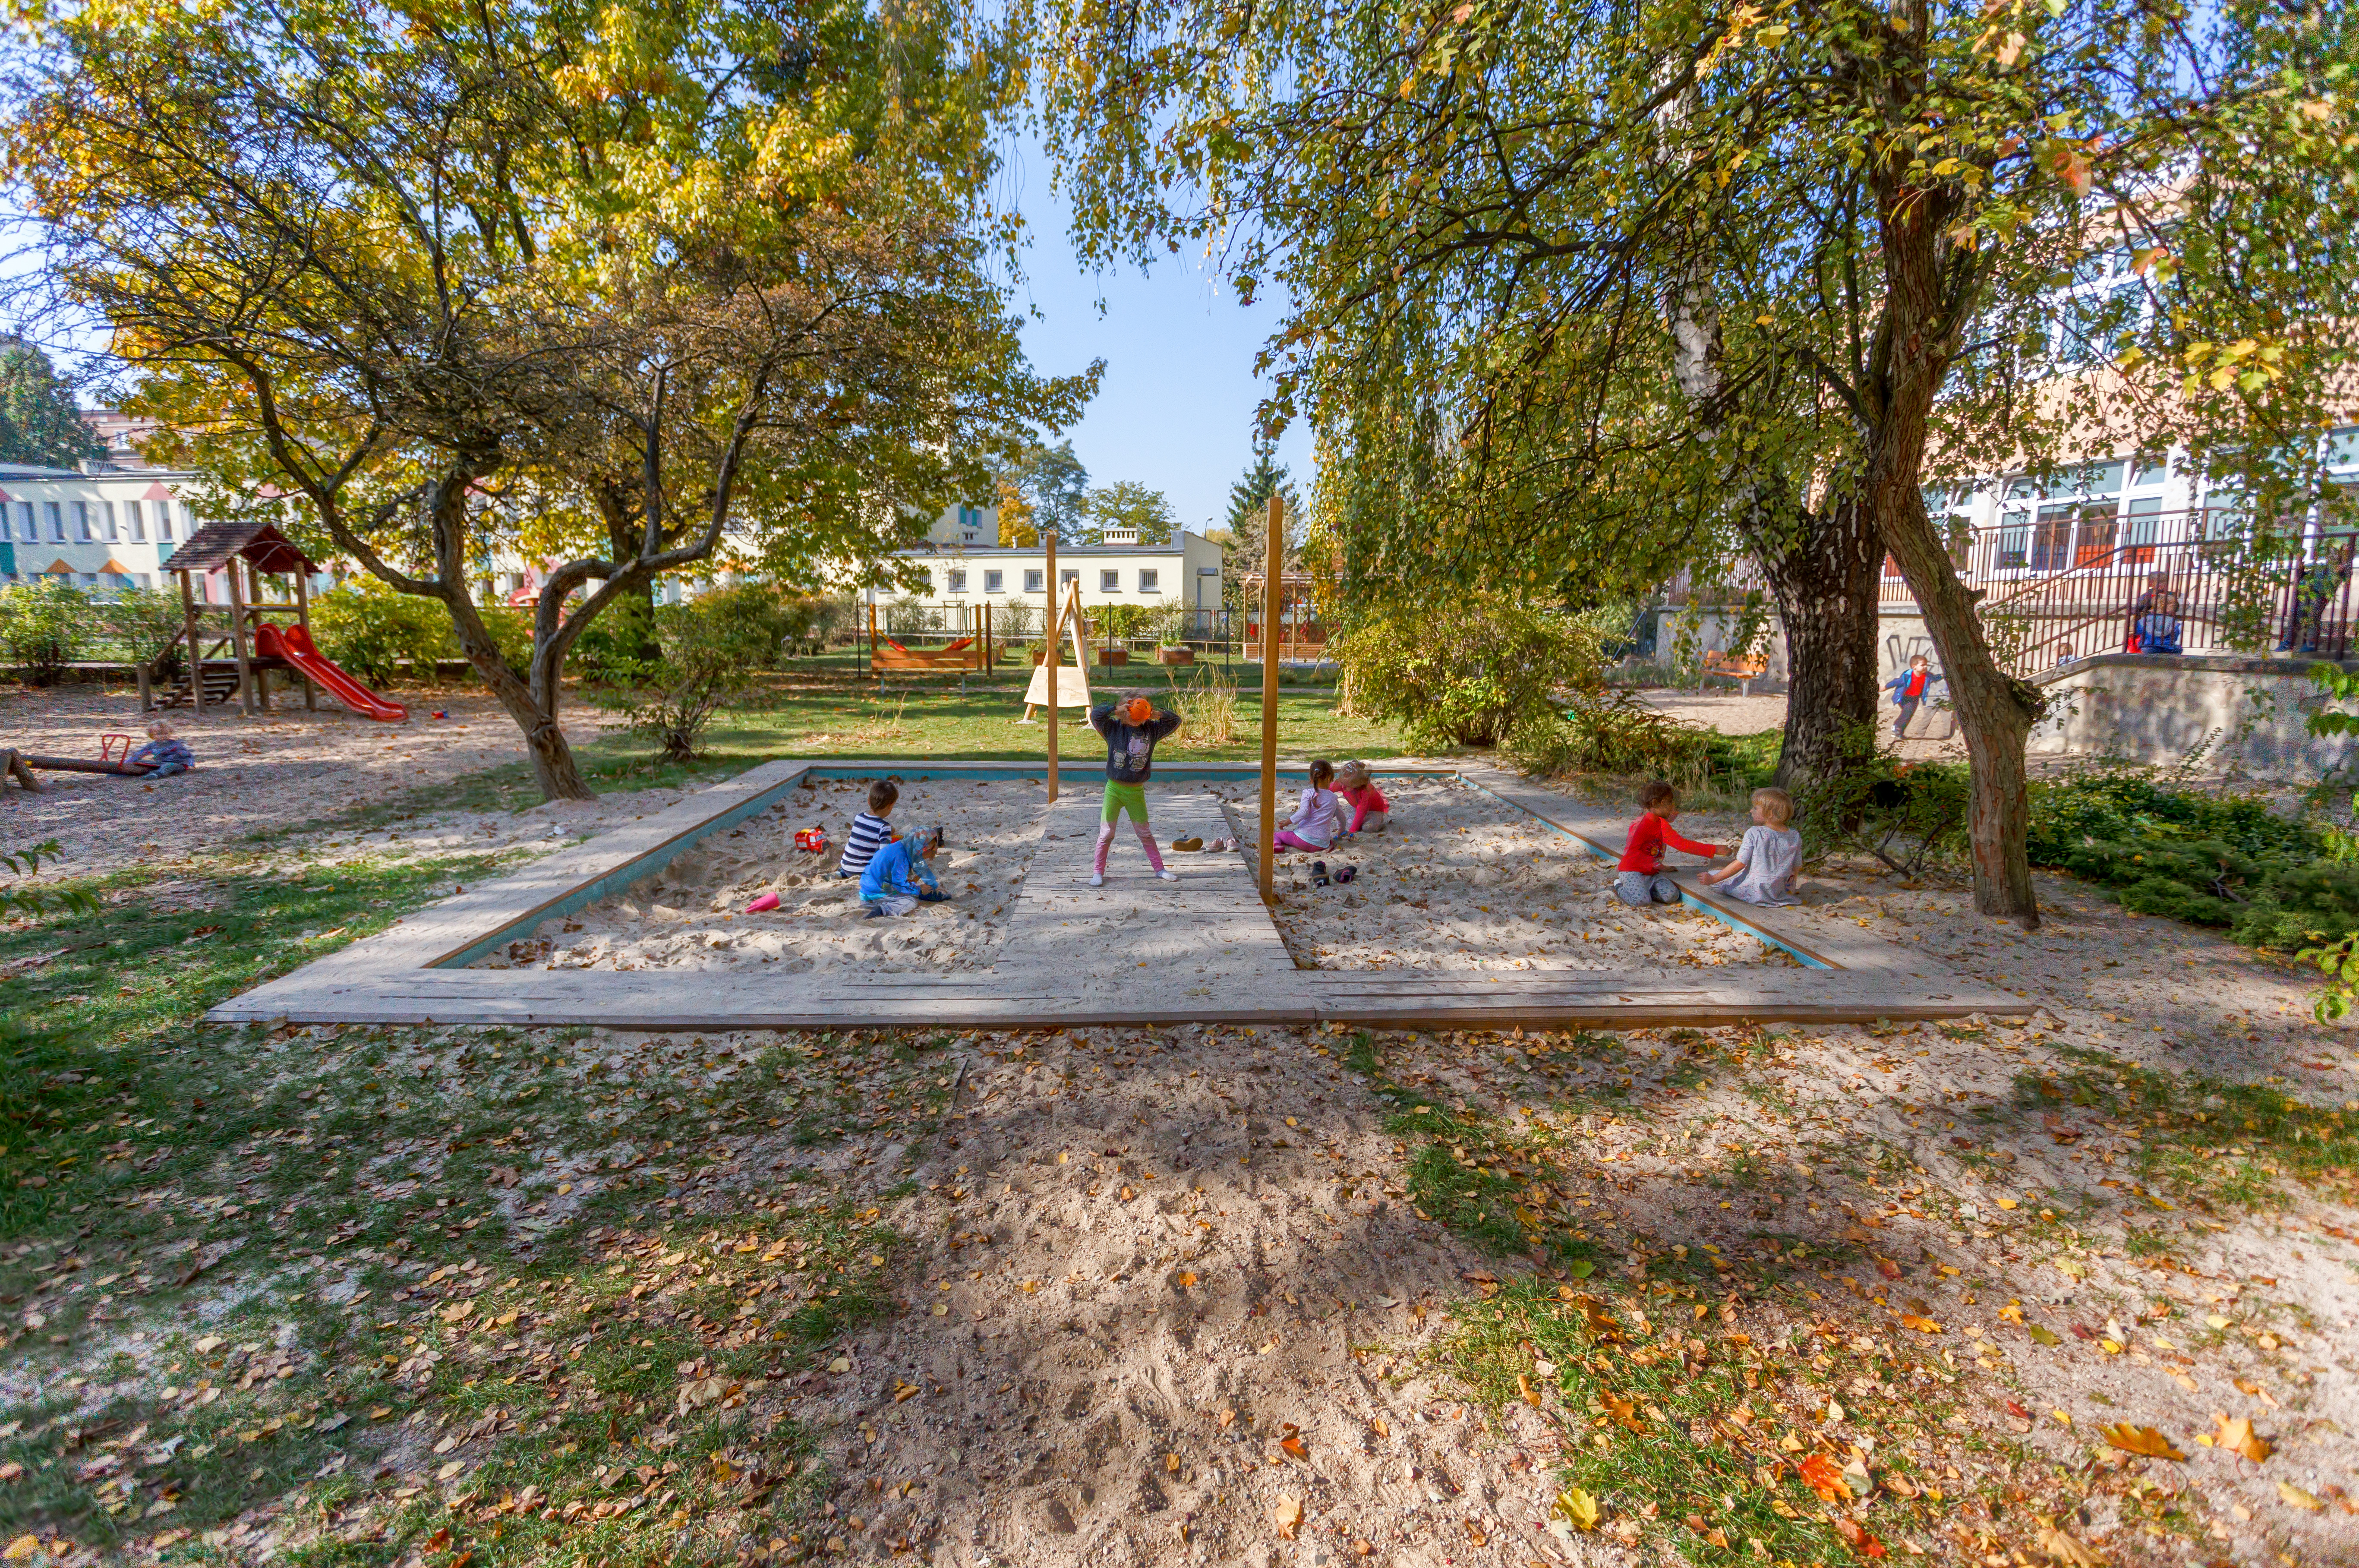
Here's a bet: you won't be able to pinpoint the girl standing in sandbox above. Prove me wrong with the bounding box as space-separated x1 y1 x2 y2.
1087 694 1183 888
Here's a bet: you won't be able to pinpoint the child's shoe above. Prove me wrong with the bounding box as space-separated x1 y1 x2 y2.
1089 871 1105 887
1311 860 1330 887
1335 865 1357 883
1171 836 1204 852
1156 870 1181 882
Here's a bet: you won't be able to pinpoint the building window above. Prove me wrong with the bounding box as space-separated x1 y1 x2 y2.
1100 569 1120 592
1061 568 1079 586
1024 568 1044 592
102 502 119 541
124 501 144 541
74 502 91 540
12 504 29 543
947 569 968 593
1138 568 1159 592
45 502 62 541
984 569 1003 593
158 503 175 542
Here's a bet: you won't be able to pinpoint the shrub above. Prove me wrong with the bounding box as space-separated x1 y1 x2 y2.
0 580 89 685
694 581 824 668
620 595 771 760
2025 767 2358 953
312 577 456 686
1793 731 1972 877
91 586 186 681
571 592 662 685
1511 689 1714 782
1332 595 1604 750
1097 603 1150 643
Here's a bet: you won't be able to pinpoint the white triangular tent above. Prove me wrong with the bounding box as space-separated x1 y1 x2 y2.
1022 579 1093 714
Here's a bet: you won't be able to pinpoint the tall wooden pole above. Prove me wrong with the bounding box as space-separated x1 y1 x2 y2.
1258 494 1283 900
1045 529 1059 803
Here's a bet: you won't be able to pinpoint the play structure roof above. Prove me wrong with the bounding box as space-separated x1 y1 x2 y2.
170 517 316 577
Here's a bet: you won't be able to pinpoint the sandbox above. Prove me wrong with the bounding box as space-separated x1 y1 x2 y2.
1212 776 1797 973
473 778 1046 974
208 757 2028 1030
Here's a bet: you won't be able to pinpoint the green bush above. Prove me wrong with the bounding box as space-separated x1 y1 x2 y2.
1333 595 1603 750
0 579 89 685
696 581 825 667
1794 732 1972 877
2025 769 2358 953
91 586 188 681
1511 689 1714 781
571 592 661 685
312 577 456 686
1096 603 1150 643
619 594 774 760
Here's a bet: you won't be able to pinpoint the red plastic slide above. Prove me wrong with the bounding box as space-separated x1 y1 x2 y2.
253 623 409 723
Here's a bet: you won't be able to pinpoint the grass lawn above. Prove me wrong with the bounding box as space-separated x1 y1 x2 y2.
304 666 1413 828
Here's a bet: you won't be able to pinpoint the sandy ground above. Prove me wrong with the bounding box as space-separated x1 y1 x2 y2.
1212 776 1792 973
487 778 1048 973
0 683 624 878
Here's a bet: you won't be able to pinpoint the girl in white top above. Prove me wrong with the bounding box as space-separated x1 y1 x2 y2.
1272 759 1346 851
1698 786 1804 906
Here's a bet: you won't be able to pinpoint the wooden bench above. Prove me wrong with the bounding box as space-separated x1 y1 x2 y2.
871 637 989 672
1700 649 1769 695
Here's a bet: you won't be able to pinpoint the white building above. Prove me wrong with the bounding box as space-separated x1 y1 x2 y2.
0 461 203 591
874 503 1228 634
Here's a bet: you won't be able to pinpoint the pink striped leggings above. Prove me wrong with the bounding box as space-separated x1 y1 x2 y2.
1272 830 1326 852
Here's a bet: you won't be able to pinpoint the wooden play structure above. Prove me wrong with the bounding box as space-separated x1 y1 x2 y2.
867 601 999 673
146 518 404 722
1020 577 1094 724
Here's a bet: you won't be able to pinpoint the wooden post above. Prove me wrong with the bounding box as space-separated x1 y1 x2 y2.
177 570 199 713
226 562 255 716
1259 494 1283 900
293 565 316 711
1045 530 1059 803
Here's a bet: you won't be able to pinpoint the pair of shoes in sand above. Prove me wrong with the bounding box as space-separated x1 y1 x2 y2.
1193 836 1239 852
1309 861 1359 887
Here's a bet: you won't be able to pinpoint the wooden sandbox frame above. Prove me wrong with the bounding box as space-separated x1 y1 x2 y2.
206 757 2029 1032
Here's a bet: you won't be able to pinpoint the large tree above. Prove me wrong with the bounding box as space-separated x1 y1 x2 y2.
0 341 101 469
1033 0 2359 923
10 0 1088 798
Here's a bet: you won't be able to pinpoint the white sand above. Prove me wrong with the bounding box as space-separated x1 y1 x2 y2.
489 777 1047 973
1210 775 1794 971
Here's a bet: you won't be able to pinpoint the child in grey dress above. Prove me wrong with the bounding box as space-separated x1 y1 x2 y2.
1699 787 1802 906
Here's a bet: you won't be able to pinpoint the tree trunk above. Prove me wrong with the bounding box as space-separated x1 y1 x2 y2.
1876 494 2043 923
596 483 664 668
1748 503 1884 791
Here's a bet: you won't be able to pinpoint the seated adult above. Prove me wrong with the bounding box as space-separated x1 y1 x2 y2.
2128 571 2183 654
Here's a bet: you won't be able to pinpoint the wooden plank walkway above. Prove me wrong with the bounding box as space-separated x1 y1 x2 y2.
207 761 2032 1031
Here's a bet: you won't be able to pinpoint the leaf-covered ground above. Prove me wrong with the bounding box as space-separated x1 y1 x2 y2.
0 745 2352 1567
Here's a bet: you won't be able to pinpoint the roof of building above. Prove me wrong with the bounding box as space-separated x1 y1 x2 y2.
168 517 315 576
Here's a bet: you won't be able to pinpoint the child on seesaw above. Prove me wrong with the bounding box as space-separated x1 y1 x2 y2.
1697 786 1802 906
126 721 193 778
860 824 947 917
1088 693 1183 887
1615 780 1725 906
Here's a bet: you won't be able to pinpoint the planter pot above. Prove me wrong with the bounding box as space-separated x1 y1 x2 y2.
1098 647 1129 666
1157 646 1195 666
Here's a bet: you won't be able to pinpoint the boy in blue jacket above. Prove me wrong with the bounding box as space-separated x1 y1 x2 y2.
1882 655 1943 741
859 825 946 918
126 721 194 777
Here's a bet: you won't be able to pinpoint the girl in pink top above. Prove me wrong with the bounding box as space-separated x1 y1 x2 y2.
1335 759 1389 834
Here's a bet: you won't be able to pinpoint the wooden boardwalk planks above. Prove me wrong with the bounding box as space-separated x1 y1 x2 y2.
208 761 2032 1031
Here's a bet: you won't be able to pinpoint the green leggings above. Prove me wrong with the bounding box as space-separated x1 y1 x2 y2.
1101 780 1150 825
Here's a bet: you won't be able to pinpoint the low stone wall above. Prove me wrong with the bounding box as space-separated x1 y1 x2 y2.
2026 653 2357 782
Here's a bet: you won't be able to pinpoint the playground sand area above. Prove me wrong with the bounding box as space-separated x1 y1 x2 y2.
480 776 1047 973
1213 774 1796 972
0 685 624 877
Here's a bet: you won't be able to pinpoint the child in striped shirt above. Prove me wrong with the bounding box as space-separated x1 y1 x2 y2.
837 779 899 879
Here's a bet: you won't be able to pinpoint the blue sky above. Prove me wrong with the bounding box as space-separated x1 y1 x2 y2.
993 141 1315 536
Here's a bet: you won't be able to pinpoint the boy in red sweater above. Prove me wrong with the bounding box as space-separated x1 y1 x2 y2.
1615 781 1725 905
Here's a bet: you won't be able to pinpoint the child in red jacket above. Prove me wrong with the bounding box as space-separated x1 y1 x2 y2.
1615 781 1725 905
